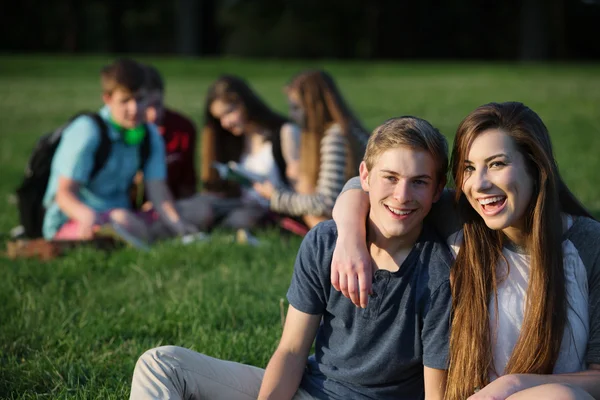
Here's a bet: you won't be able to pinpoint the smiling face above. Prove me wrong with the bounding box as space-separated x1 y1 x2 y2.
360 145 442 241
462 128 535 240
209 98 247 136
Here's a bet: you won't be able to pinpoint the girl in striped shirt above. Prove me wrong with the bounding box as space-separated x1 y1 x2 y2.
254 70 370 228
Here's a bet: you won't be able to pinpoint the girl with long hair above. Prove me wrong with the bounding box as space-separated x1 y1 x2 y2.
328 102 600 399
253 69 370 228
199 74 300 230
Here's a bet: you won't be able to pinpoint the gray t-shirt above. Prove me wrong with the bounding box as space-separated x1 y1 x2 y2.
287 220 453 400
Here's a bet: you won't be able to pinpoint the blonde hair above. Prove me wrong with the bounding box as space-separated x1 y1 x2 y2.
363 116 448 183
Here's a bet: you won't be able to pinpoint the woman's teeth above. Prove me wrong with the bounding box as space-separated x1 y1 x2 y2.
478 196 505 205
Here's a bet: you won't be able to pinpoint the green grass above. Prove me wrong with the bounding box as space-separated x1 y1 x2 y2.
0 55 599 398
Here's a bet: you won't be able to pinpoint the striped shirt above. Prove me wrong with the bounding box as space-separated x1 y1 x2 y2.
348 121 370 167
271 124 348 217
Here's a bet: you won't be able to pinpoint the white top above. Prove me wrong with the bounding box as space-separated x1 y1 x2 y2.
239 141 283 208
447 215 589 380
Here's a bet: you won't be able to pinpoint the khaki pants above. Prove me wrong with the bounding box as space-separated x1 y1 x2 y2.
129 346 317 400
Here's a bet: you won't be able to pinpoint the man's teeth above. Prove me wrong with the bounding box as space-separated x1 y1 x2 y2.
386 205 412 215
478 196 505 205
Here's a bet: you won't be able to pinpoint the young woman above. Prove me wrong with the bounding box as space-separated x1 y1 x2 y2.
329 102 600 399
199 74 301 230
253 70 370 228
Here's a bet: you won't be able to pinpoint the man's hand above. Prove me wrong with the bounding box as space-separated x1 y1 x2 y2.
253 181 275 200
330 178 372 308
77 210 99 240
331 234 373 308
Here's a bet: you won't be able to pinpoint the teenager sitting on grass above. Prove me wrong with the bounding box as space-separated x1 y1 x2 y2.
129 116 453 400
42 58 210 246
253 70 370 229
197 74 301 231
331 102 600 399
130 63 199 209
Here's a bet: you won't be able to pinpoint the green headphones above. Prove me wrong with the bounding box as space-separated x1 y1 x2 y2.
109 118 146 146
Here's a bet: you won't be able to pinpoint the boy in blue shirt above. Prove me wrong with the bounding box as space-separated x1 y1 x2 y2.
129 116 453 399
43 58 209 244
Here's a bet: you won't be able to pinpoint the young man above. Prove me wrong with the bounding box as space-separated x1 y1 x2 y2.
138 63 198 203
42 58 208 245
129 116 453 399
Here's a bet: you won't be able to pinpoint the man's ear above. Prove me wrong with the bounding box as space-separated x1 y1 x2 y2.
359 161 370 192
102 92 112 105
432 176 446 203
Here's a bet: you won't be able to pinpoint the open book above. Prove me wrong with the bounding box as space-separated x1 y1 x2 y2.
212 161 266 187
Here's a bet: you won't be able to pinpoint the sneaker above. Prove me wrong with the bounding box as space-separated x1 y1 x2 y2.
181 232 209 245
96 222 151 251
10 225 25 239
235 229 261 247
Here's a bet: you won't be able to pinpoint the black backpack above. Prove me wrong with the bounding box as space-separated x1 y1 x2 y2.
16 112 151 239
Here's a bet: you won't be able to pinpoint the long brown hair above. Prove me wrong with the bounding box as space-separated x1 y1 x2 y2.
286 70 366 190
446 102 593 400
200 75 289 195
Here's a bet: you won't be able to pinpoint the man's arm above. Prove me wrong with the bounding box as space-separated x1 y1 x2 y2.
145 179 196 236
331 176 372 308
143 126 196 235
50 115 104 239
258 305 321 400
55 177 98 239
259 223 331 399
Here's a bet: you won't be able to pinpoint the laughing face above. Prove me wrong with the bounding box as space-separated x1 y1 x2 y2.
360 145 443 241
462 128 535 240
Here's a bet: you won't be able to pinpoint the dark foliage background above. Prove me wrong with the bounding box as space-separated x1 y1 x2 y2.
2 0 599 60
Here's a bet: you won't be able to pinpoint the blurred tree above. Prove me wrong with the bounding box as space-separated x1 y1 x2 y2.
176 0 198 55
107 0 126 53
520 0 550 60
62 0 82 52
0 0 598 59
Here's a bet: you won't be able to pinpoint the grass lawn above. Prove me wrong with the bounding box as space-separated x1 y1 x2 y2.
0 55 599 399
